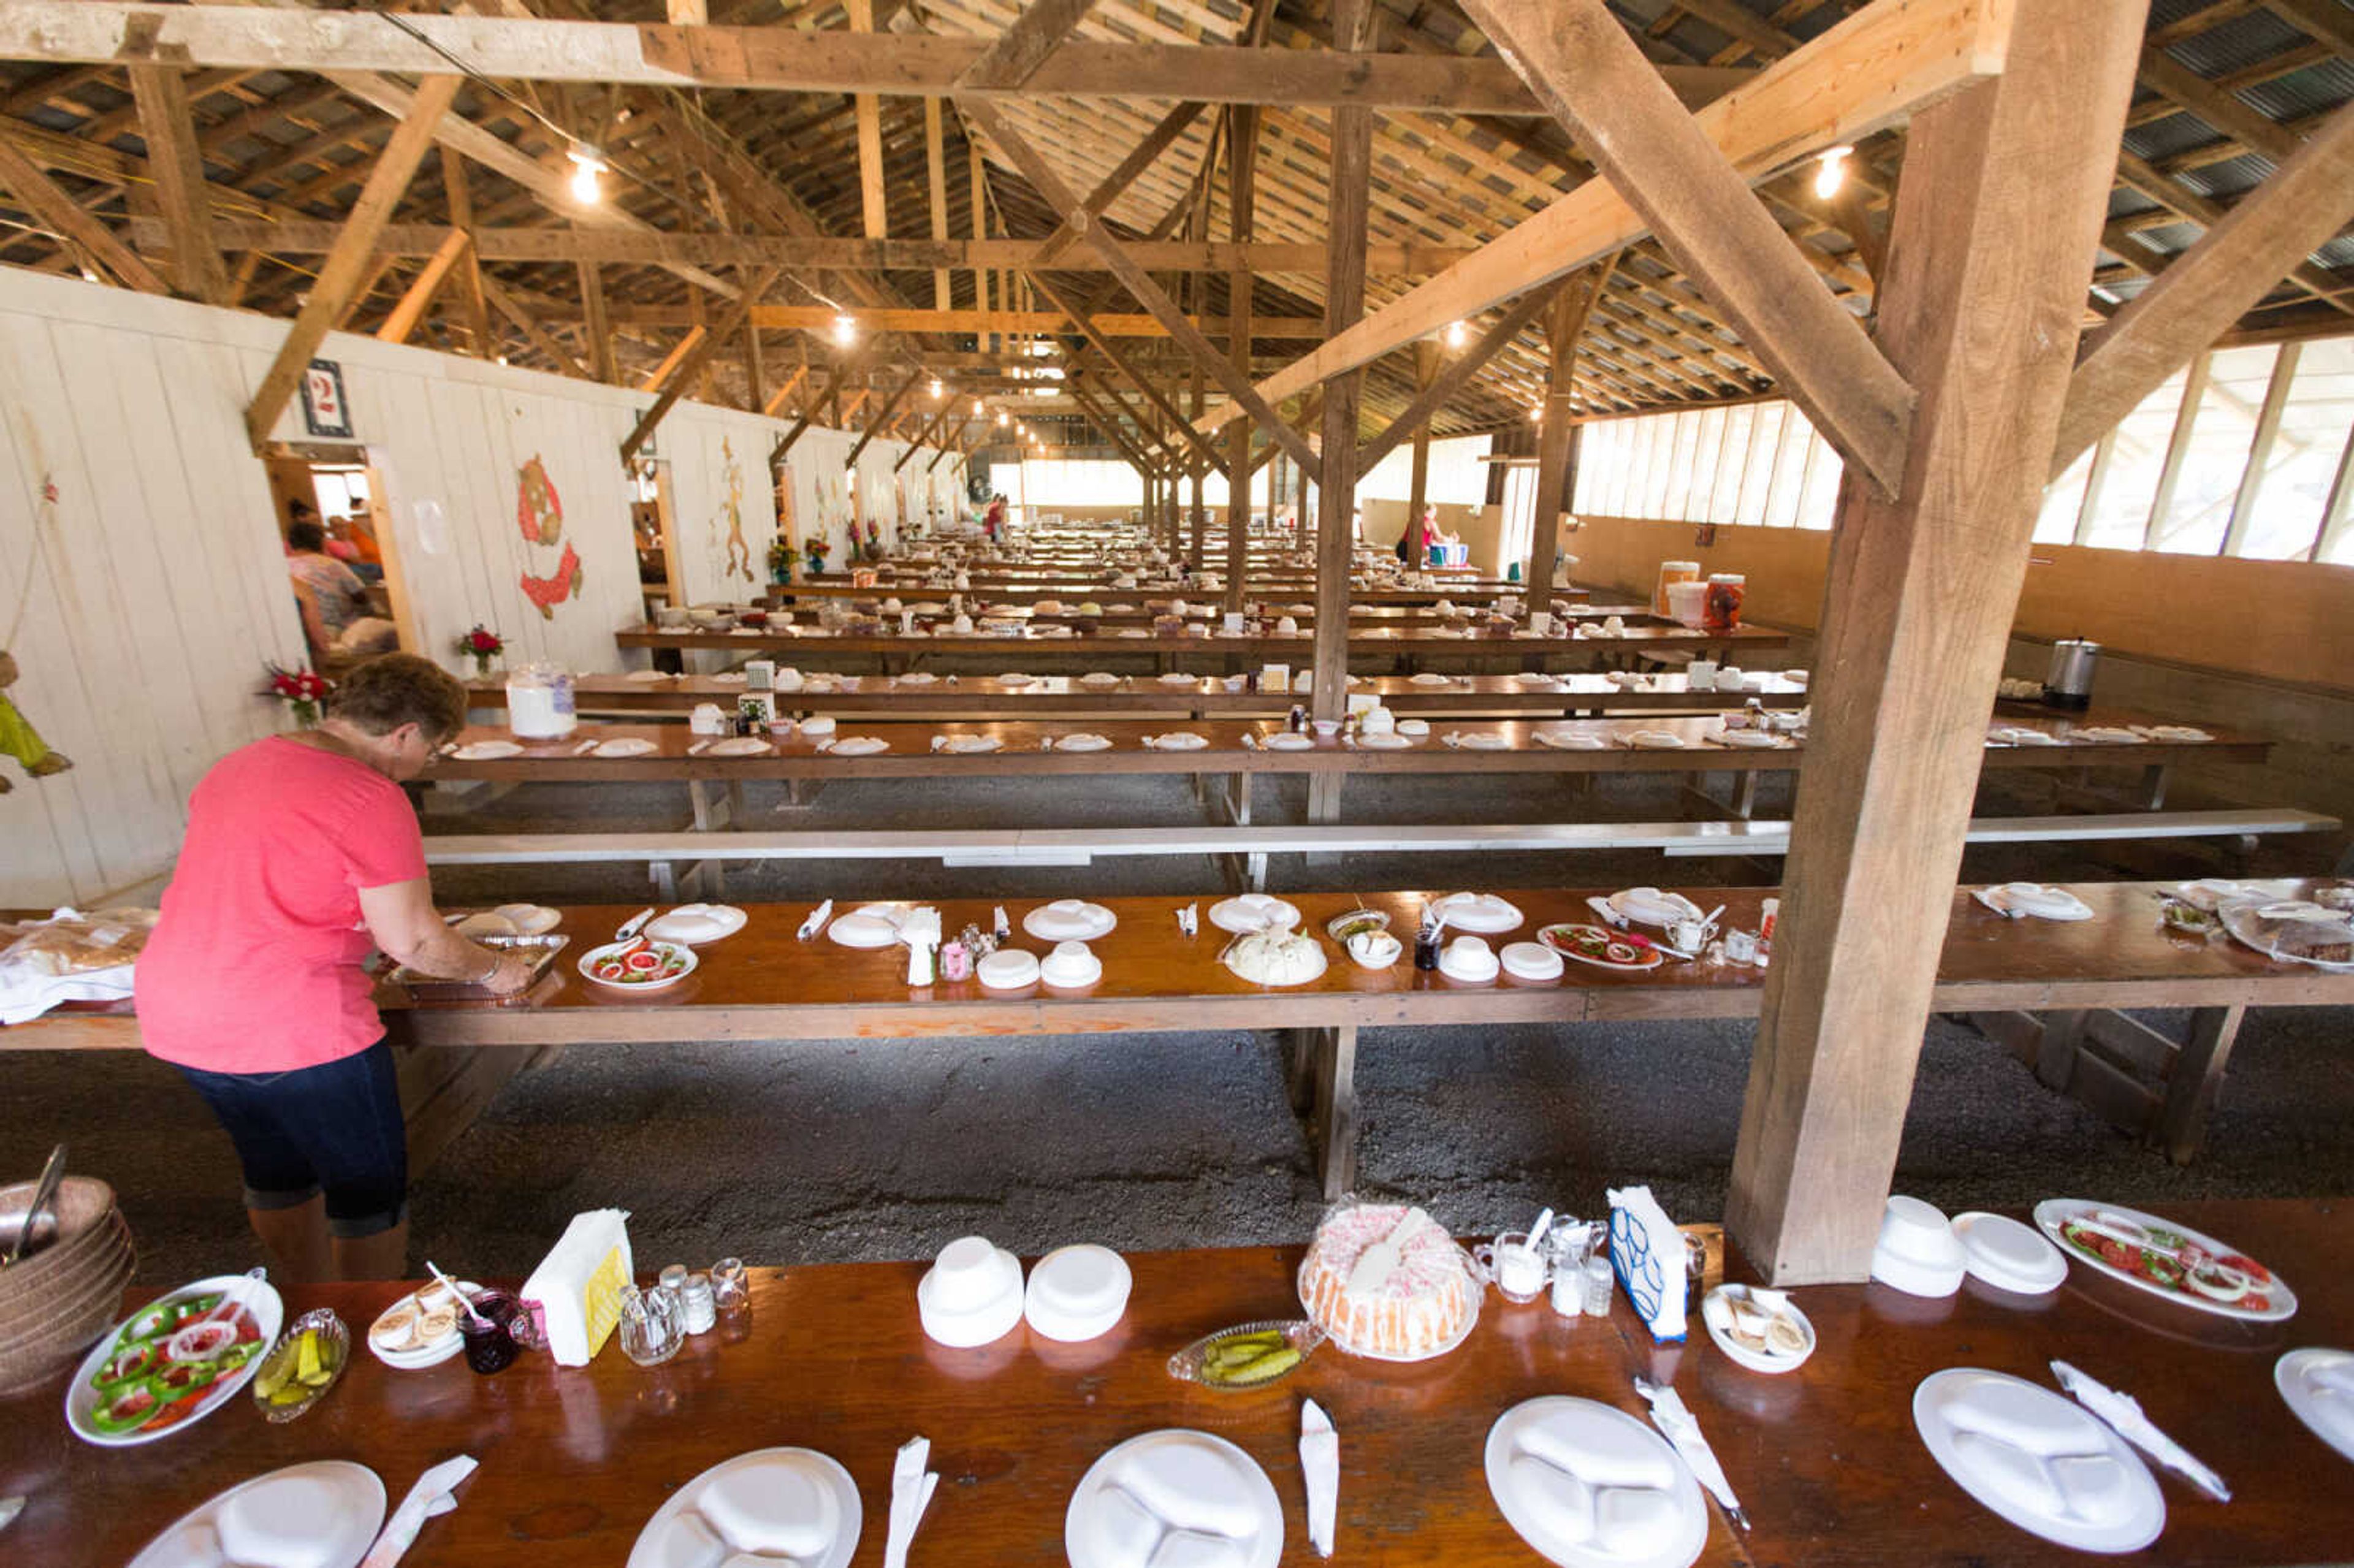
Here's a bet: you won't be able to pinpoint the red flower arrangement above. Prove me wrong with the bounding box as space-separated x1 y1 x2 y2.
264 661 330 728
460 624 505 675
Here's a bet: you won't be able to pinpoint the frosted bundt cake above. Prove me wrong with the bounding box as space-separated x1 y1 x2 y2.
1298 1203 1479 1360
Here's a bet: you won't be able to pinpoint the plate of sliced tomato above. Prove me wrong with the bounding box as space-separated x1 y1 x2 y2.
2034 1199 2296 1322
577 936 698 991
67 1273 283 1446
1534 923 1664 971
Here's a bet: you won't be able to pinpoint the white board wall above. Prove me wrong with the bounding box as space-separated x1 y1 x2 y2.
0 273 947 904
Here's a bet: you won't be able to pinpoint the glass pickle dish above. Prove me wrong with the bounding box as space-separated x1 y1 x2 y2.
251 1309 349 1422
1167 1319 1327 1393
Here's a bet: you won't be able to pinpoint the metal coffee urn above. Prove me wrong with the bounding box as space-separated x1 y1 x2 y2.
2043 638 2100 710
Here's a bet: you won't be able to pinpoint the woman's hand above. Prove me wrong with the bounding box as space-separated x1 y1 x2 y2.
482 953 537 995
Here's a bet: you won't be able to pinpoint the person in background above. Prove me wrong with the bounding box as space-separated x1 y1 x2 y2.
983 493 1007 540
1417 506 1441 565
287 520 395 664
326 511 386 584
135 655 535 1281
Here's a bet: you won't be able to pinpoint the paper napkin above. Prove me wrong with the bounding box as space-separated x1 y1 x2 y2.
1300 1398 1338 1558
359 1454 478 1568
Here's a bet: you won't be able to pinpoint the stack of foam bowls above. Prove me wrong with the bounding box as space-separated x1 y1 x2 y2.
1870 1195 1968 1298
1951 1211 2066 1296
0 1175 137 1395
1024 1245 1133 1342
917 1237 1026 1348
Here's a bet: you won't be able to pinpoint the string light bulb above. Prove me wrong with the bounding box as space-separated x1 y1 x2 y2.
831 314 858 347
1813 144 1854 200
566 145 606 205
1444 319 1468 350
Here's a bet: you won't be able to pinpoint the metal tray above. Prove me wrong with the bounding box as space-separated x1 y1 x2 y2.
390 934 569 1002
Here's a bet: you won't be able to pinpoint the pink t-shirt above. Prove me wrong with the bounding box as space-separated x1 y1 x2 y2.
136 737 427 1073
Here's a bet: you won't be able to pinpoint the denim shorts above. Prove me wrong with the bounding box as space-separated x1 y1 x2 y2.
177 1040 407 1238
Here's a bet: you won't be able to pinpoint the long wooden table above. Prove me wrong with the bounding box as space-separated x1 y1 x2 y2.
6 1201 2349 1566
616 622 1789 669
19 885 2344 1187
468 671 1815 717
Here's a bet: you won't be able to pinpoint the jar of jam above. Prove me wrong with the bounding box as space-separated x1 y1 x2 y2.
1702 573 1746 631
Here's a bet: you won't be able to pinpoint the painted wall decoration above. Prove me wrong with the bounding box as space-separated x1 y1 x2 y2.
516 452 585 617
715 436 755 585
1 474 74 793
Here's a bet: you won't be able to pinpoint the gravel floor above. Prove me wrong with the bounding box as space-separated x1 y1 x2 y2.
10 766 2348 1282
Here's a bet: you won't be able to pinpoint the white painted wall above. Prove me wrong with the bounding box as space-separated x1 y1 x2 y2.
0 273 948 904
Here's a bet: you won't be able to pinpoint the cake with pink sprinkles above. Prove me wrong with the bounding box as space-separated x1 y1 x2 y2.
1297 1203 1480 1360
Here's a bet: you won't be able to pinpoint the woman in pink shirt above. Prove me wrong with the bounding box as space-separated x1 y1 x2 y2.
137 655 536 1282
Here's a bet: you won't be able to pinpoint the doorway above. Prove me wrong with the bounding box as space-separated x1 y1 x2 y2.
264 449 413 666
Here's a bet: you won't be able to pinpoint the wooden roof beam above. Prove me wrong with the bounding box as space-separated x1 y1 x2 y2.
1192 0 2006 444
842 362 923 468
375 227 470 344
0 4 1735 114
129 66 229 305
481 272 586 378
245 74 460 448
0 126 169 292
1356 277 1567 471
623 265 782 462
1462 0 1913 496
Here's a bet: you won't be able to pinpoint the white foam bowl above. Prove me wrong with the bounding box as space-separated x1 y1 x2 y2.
1499 942 1564 981
917 1238 1025 1348
1439 937 1500 983
976 949 1040 990
1872 1195 1967 1298
1952 1211 2066 1295
1039 940 1103 989
1024 1244 1132 1343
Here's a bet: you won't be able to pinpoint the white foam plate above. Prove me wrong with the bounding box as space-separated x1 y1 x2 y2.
125 1461 386 1568
1410 672 1452 686
1500 942 1564 981
710 671 748 684
1485 1398 1705 1568
828 904 915 949
896 671 939 685
2276 1349 2354 1463
703 736 773 758
1024 900 1118 942
1533 729 1606 751
644 903 748 945
1209 894 1302 934
1713 729 1787 749
66 1275 286 1448
1262 732 1315 751
977 948 1042 990
365 1278 480 1368
623 669 676 682
1913 1369 2163 1553
1621 731 1687 750
1448 732 1511 751
1147 732 1209 751
826 736 891 756
1080 672 1122 687
1607 889 1702 929
627 1448 861 1568
492 903 562 936
935 735 1003 755
1357 733 1415 749
449 740 523 761
1056 733 1113 752
997 672 1036 687
1066 1429 1283 1568
1431 892 1523 934
590 737 658 758
1157 672 1200 686
1951 1211 2066 1295
1439 946 1500 983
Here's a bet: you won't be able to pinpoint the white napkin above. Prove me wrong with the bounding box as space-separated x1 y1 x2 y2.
2051 1360 2230 1501
798 899 834 941
1633 1380 1746 1529
360 1454 478 1568
885 1435 942 1568
1300 1398 1337 1558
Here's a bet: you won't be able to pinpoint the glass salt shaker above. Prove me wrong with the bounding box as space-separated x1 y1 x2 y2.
680 1271 718 1336
712 1257 752 1328
1581 1254 1616 1317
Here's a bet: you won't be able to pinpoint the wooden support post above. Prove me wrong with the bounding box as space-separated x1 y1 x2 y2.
0 127 169 292
1405 340 1437 563
1310 0 1371 749
129 65 227 305
375 227 470 344
744 316 766 413
1225 106 1258 612
439 147 493 357
1356 280 1567 473
847 0 886 242
1528 255 1614 614
245 75 462 449
844 365 923 469
924 96 951 311
1723 0 2144 1285
577 255 617 382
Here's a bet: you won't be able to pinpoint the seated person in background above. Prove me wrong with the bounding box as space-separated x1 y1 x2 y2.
288 521 396 666
325 512 386 584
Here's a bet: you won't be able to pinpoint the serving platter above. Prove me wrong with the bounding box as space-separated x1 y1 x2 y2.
2033 1198 2296 1322
67 1275 284 1447
577 938 698 991
1536 924 1664 972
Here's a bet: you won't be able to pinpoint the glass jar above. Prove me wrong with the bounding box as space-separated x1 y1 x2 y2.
1653 560 1701 618
618 1282 685 1366
1702 573 1746 631
712 1258 752 1328
459 1287 522 1375
680 1272 717 1336
504 663 577 740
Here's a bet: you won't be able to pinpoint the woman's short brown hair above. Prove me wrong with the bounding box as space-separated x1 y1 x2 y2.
326 653 468 743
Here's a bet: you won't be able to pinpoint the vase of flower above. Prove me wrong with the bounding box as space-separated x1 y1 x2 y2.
767 538 801 586
460 623 505 679
265 663 330 729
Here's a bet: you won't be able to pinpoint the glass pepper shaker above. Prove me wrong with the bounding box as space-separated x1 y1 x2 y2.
680 1271 717 1336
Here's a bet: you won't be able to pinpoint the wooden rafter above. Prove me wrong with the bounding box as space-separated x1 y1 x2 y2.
843 363 923 468
245 74 461 449
375 227 469 345
481 273 585 377
128 65 227 304
1357 280 1568 471
0 126 167 292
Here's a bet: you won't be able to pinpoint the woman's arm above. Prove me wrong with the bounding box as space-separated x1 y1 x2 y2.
359 877 533 993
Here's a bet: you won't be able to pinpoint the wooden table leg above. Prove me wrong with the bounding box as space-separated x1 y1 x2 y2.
1731 768 1759 821
2143 763 2171 811
2033 1009 2090 1090
1282 1029 1315 1116
688 780 719 832
725 780 748 831
1306 772 1344 823
1316 1024 1361 1200
2158 1005 2245 1165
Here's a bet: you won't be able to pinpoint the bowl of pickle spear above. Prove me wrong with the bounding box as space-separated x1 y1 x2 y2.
251 1309 349 1422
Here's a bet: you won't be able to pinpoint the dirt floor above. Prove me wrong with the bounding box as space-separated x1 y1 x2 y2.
8 766 2348 1284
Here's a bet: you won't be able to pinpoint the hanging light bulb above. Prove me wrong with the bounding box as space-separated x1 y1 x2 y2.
1528 405 1543 424
566 145 606 205
973 398 985 416
929 377 945 399
1813 144 1854 200
831 314 858 347
1444 319 1468 350
997 411 1010 427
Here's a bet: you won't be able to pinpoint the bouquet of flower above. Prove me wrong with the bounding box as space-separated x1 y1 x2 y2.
806 539 829 574
265 662 330 728
766 537 800 583
459 624 504 676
